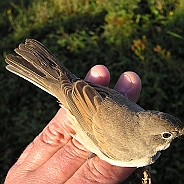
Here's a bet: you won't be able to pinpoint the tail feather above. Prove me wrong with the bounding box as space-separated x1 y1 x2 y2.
5 39 78 105
6 55 58 97
15 39 77 81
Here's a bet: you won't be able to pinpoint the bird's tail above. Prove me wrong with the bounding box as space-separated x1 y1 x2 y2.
5 39 78 106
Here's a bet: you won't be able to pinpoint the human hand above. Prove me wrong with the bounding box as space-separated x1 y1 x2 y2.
5 65 141 184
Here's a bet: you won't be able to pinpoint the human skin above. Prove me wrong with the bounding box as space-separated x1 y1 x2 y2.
5 65 141 184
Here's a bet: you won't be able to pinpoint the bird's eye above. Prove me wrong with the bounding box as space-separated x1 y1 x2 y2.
162 132 172 139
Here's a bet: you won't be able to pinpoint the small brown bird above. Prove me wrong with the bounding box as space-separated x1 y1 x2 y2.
5 39 184 167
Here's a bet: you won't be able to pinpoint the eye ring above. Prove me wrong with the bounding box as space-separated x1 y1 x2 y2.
162 132 172 139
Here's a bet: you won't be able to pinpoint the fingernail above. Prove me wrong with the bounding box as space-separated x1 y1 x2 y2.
114 74 133 93
85 69 101 84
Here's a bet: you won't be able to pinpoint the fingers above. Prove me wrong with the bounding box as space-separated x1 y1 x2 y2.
5 109 78 183
114 71 141 103
65 156 136 184
85 65 141 103
85 65 110 86
18 109 73 167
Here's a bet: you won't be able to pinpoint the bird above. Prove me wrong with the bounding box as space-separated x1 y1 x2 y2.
5 39 184 167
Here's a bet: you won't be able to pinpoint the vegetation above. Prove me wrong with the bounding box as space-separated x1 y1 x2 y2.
0 0 184 183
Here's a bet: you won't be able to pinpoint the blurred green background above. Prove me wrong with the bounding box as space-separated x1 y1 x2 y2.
0 0 184 183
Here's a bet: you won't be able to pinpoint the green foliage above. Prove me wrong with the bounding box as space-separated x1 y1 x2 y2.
0 0 184 183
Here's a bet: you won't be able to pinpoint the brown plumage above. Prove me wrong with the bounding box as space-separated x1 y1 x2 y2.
5 39 184 167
